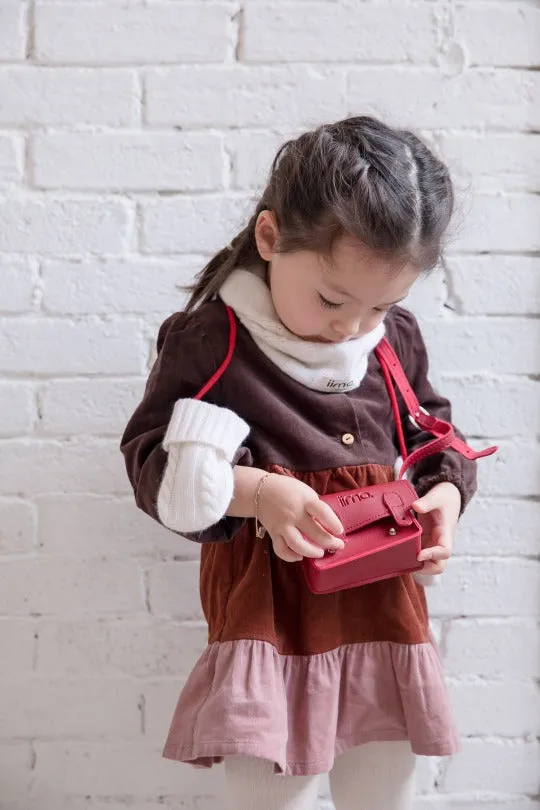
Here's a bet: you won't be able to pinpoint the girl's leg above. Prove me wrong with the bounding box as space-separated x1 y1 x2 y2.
224 755 320 810
329 741 416 810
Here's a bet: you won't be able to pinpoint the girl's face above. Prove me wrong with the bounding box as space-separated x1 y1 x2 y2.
254 211 420 343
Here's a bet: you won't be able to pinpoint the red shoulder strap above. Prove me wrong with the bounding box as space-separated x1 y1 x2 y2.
194 305 237 401
375 337 498 479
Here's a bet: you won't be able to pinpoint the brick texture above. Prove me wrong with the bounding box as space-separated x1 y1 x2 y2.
0 2 538 809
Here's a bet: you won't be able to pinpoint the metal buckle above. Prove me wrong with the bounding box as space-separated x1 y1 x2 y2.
408 406 430 431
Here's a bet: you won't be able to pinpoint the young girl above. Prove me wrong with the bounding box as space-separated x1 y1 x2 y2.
121 116 489 810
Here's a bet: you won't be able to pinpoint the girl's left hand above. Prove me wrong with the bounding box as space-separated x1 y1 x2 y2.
412 482 461 576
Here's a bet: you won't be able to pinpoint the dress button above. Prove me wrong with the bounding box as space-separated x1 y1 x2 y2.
341 433 355 446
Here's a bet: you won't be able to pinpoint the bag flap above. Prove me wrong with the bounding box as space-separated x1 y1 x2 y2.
321 480 417 536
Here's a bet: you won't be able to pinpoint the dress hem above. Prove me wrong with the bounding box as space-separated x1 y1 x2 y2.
163 729 459 776
162 637 460 776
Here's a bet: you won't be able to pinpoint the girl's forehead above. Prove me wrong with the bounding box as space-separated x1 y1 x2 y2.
321 236 419 299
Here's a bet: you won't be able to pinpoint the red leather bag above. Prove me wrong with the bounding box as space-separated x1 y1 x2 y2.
302 479 423 594
195 305 498 594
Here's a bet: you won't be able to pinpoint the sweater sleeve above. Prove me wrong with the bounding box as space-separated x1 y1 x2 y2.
390 307 477 513
120 305 253 543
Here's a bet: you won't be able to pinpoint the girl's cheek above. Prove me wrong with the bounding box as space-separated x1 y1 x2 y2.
356 313 385 336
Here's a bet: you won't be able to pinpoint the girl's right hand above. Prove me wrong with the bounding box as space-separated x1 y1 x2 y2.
256 474 345 563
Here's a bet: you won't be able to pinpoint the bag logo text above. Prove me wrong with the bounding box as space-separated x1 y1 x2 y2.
338 492 374 508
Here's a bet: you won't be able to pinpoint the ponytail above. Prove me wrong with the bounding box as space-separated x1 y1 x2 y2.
184 205 265 313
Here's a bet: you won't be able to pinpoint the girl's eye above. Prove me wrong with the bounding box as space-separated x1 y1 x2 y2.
373 307 389 314
318 293 343 310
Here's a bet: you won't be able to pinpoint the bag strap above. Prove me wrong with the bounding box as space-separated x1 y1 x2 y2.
193 304 237 401
375 337 498 479
194 306 498 478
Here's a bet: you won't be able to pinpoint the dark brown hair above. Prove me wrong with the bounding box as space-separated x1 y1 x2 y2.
185 116 454 313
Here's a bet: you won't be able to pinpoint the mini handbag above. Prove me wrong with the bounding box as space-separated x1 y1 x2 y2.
194 305 498 594
302 479 423 594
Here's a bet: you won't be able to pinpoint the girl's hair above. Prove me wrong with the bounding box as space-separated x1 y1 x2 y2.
185 116 454 313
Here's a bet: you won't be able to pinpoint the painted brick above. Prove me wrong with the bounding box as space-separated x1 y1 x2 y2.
454 4 540 67
0 68 139 127
1 257 37 313
403 268 447 319
0 619 36 674
0 558 144 615
142 679 186 740
445 619 539 679
36 619 206 679
445 256 540 315
35 2 232 64
455 194 540 253
32 133 224 192
36 495 198 559
0 318 142 375
32 741 222 796
147 561 203 620
0 1 25 61
227 130 300 190
421 319 538 375
145 66 347 127
415 799 540 810
427 558 539 618
39 378 146 435
0 499 37 554
457 499 540 557
242 3 438 63
0 440 133 497
0 678 142 738
348 69 540 130
448 679 540 737
0 198 131 255
42 257 199 315
0 743 32 800
440 134 540 193
440 376 540 437
0 133 23 185
0 383 35 435
477 441 540 498
142 194 254 254
0 800 198 810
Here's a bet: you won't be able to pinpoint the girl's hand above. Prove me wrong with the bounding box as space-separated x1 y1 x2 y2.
412 482 461 575
257 474 345 563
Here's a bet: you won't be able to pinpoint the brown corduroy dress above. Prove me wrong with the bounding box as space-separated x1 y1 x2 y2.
121 301 476 776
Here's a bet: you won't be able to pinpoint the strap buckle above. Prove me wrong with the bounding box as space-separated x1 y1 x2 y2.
408 406 430 431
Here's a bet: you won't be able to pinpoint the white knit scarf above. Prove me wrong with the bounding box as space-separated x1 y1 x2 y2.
219 268 385 394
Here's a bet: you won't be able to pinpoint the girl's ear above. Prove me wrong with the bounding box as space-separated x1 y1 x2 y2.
254 210 280 261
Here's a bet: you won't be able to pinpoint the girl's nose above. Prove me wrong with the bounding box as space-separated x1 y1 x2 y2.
332 316 363 340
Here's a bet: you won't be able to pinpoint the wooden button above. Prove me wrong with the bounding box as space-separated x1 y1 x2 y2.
341 433 355 446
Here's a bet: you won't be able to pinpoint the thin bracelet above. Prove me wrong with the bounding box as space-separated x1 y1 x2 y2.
254 472 273 539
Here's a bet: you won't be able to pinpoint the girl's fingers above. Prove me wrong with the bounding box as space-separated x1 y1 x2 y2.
418 559 447 576
272 534 303 563
282 526 325 559
417 544 451 563
298 515 345 552
306 499 344 539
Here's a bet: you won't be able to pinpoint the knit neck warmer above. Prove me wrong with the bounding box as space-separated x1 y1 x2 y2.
219 268 385 394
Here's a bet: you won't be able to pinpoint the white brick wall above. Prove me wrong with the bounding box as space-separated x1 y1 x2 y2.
0 2 538 810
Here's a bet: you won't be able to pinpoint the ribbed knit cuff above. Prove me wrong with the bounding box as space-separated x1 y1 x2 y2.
163 398 250 462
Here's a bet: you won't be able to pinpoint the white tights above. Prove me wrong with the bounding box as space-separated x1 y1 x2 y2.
224 741 416 810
